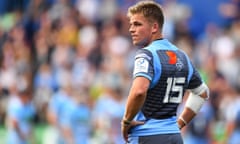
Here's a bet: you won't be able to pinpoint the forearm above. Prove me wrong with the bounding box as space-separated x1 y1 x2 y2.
123 77 150 122
14 123 26 140
62 127 74 144
123 91 146 121
177 107 196 129
178 89 209 129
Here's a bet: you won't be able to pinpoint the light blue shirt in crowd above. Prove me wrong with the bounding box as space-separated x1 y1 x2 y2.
6 96 36 144
61 100 92 144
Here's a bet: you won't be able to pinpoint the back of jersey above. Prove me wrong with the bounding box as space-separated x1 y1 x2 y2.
134 39 194 120
131 39 204 137
145 42 189 120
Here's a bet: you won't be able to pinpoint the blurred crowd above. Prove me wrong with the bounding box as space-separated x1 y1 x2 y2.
0 0 239 144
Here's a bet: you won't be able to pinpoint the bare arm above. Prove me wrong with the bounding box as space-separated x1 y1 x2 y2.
178 89 209 129
11 118 27 141
121 77 150 142
62 126 74 144
47 111 57 125
123 77 150 121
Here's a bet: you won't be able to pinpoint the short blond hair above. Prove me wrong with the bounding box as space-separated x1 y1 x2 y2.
127 1 164 29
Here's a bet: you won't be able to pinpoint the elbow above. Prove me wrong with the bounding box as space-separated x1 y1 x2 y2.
136 88 147 98
131 87 147 100
200 85 210 100
191 83 210 100
130 77 150 99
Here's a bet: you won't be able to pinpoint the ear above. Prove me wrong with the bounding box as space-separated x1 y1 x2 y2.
151 22 159 34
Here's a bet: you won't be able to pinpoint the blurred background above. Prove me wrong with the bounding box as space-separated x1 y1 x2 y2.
0 0 239 144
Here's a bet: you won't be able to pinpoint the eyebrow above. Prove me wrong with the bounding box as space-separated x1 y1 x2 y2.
130 20 143 25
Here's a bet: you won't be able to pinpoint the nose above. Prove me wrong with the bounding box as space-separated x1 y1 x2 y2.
129 25 135 33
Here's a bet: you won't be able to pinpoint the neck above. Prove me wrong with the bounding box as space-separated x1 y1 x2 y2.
140 33 163 48
151 33 163 42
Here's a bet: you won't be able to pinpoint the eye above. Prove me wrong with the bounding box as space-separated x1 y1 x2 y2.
133 22 142 26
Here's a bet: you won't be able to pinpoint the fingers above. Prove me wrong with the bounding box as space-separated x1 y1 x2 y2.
122 125 129 143
122 120 145 143
131 121 145 126
124 132 128 143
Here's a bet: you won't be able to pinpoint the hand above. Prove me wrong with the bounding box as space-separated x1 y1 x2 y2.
121 120 145 143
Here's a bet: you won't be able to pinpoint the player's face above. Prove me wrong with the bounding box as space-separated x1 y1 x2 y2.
129 13 153 47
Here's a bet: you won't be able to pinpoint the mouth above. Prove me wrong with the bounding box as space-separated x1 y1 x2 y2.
131 35 138 40
131 34 137 37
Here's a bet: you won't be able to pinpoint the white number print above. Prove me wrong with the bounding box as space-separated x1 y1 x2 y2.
163 77 186 103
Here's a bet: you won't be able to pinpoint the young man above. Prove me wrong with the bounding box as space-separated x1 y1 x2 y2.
121 1 210 144
6 88 36 144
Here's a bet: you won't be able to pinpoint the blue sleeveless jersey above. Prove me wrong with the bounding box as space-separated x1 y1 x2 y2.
130 39 203 137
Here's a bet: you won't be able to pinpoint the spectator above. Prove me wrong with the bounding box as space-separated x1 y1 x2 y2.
61 88 92 144
6 87 36 144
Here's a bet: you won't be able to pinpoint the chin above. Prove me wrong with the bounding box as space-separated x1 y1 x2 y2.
132 40 140 45
133 41 138 46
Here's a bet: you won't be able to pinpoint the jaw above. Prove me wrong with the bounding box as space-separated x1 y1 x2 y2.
133 37 150 47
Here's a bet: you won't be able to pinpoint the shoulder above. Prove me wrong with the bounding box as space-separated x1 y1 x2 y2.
135 48 152 60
